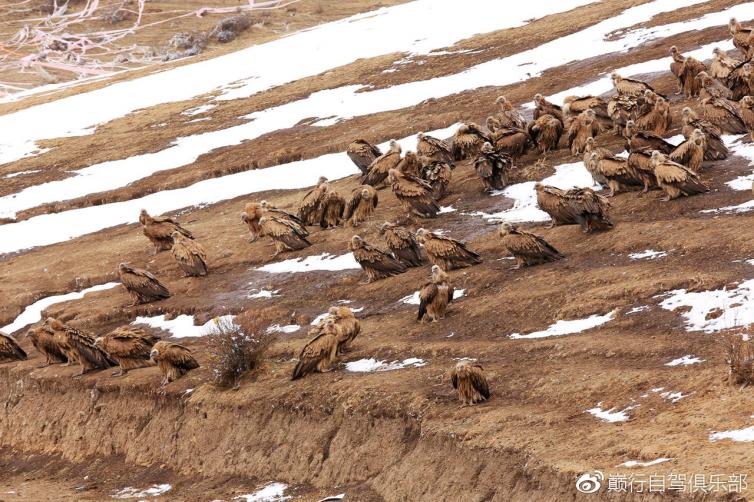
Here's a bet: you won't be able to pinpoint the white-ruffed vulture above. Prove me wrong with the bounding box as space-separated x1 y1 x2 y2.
452 123 492 160
670 129 706 173
681 107 728 160
328 306 360 354
259 215 311 255
171 232 208 277
417 133 454 165
651 151 709 201
298 176 329 225
319 186 346 229
701 96 747 134
95 327 159 376
139 209 193 254
361 140 402 188
388 168 440 218
150 341 199 386
118 263 171 305
533 93 563 122
25 325 67 366
418 265 454 323
450 361 490 406
636 96 671 136
0 331 27 362
347 139 382 174
349 235 407 283
624 120 674 154
474 142 511 192
528 114 563 153
535 184 612 233
499 223 564 268
379 222 425 268
415 228 481 271
344 185 378 227
291 319 339 380
495 96 527 129
422 160 452 200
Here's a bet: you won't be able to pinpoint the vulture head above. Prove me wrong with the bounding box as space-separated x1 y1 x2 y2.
457 124 470 135
240 211 250 224
171 231 186 243
317 176 328 186
93 336 105 349
729 18 740 34
387 168 401 183
650 150 665 165
139 209 151 225
481 141 494 154
533 93 544 105
260 200 270 209
431 264 448 283
150 346 160 362
43 317 64 332
498 222 515 236
712 47 724 57
388 140 401 153
669 45 678 55
360 188 371 200
743 63 752 77
740 96 754 110
584 137 595 150
378 222 394 235
415 228 429 244
691 128 705 145
495 96 511 110
624 120 637 136
417 133 425 141
610 72 622 84
350 235 365 249
117 262 130 275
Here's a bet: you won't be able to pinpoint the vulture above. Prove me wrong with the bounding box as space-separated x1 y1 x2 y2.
25 326 67 366
259 216 311 255
344 185 379 227
379 222 425 268
298 176 329 225
636 96 671 136
491 127 530 159
499 223 564 268
417 133 454 165
0 331 27 362
567 110 598 155
417 265 454 323
485 115 502 134
670 129 706 173
607 94 646 133
388 168 440 218
150 341 199 386
94 327 159 376
328 306 361 354
291 318 339 380
740 96 754 141
590 152 644 196
651 151 709 201
495 96 527 129
241 201 305 243
348 235 407 283
563 95 609 120
450 361 490 406
534 184 612 233
681 107 727 160
533 93 563 122
582 137 612 186
415 228 481 271
528 114 563 153
709 48 740 80
396 151 423 178
362 140 402 188
669 46 705 98
474 142 511 192
612 72 663 98
728 62 754 100
139 209 193 254
700 96 747 134
624 120 674 154
627 150 659 193
118 263 171 305
452 123 492 160
422 160 453 200
697 71 733 100
729 18 753 58
319 186 346 229
261 200 304 225
171 232 208 277
62 325 117 375
347 139 382 174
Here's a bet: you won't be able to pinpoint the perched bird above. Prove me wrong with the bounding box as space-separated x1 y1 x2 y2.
709 48 740 80
388 168 440 218
25 326 67 366
240 202 264 242
498 223 564 268
171 232 208 277
535 184 612 233
298 176 329 225
532 93 563 122
417 265 454 323
450 361 490 406
626 150 659 193
607 94 646 133
117 263 171 305
415 228 482 271
395 151 423 178
567 110 598 155
527 114 563 153
452 123 492 160
669 45 706 97
319 186 346 229
0 331 27 362
41 317 77 366
727 62 754 100
491 127 530 159
582 137 612 186
347 139 382 174
150 341 199 386
349 235 407 283
474 142 511 192
260 200 303 225
379 222 425 268
291 318 339 380
697 71 733 100
139 209 193 254
612 72 662 98
361 140 402 188
422 160 453 200
344 185 378 227
495 96 527 129
328 306 361 354
670 129 706 173
259 216 311 256
636 96 671 136
563 95 609 126
94 327 159 377
485 115 503 134
61 324 116 376
624 120 674 154
417 133 454 165
729 18 753 58
651 151 708 201
739 96 754 141
590 152 644 197
681 107 728 160
700 96 747 134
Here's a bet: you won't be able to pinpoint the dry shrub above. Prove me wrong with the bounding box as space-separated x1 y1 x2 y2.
725 334 754 386
207 311 275 389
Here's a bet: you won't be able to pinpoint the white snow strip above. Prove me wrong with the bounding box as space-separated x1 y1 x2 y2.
659 390 689 403
629 250 668 260
658 280 754 332
1 282 119 334
317 495 346 502
266 324 300 334
587 402 637 423
182 104 216 116
248 289 280 299
3 170 40 179
620 458 672 468
439 206 457 214
666 355 705 366
345 357 427 372
510 310 616 339
400 289 465 305
723 138 754 191
627 306 649 314
710 426 754 442
257 253 360 273
310 306 364 326
234 482 291 502
112 484 172 499
131 314 236 338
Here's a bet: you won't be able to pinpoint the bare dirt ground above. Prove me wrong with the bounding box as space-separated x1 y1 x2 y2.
2 0 754 501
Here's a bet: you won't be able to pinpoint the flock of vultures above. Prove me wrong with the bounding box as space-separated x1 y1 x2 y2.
1 19 754 405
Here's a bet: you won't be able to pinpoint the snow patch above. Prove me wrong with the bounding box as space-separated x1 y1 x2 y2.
509 310 616 339
112 484 172 499
248 289 280 299
345 358 426 372
658 280 754 333
257 253 360 274
132 314 236 338
587 403 637 423
266 324 300 334
234 482 291 502
710 426 754 443
627 306 649 315
629 250 667 260
620 458 672 468
400 289 465 305
665 355 704 366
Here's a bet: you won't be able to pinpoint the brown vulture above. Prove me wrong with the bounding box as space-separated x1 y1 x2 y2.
535 184 612 233
344 185 378 227
63 325 117 375
499 223 564 268
349 235 407 283
319 186 346 229
361 140 402 188
417 265 454 323
139 209 193 254
94 327 159 376
452 123 492 160
117 263 171 305
590 152 644 197
495 96 527 129
582 138 612 186
291 319 339 380
259 216 311 255
347 139 382 174
728 62 754 101
533 93 563 122
562 95 610 128
395 151 423 178
422 160 452 200
729 18 753 58
491 127 530 159
328 306 361 354
681 107 727 160
626 150 659 193
417 133 454 165
388 168 440 218
700 96 747 134
710 48 740 80
415 228 481 271
669 46 705 98
636 96 671 136
474 142 511 192
298 176 329 225
379 222 425 268
624 120 674 154
651 151 709 201
25 325 67 366
611 72 664 98
0 331 27 362
567 110 598 155
670 129 706 173
171 232 208 277
150 341 199 386
450 361 490 405
740 96 754 141
528 114 563 153
697 71 733 100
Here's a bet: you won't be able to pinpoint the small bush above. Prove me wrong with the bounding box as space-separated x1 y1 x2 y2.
207 311 275 389
725 334 754 387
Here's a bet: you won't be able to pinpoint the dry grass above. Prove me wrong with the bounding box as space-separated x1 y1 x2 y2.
724 333 754 387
